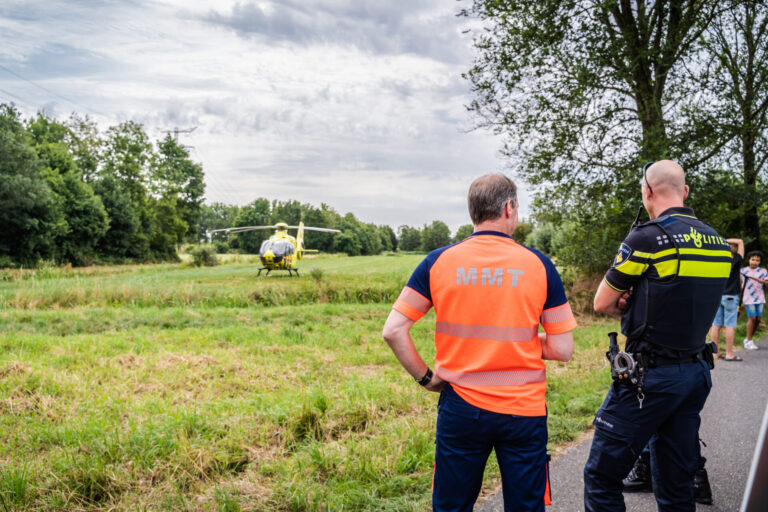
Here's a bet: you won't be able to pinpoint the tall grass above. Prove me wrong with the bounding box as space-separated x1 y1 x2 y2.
3 256 756 510
0 255 418 310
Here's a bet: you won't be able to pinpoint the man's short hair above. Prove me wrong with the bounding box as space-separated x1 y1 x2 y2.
746 250 764 264
468 174 518 225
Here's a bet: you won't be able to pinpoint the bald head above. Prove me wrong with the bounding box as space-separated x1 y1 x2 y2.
645 160 686 197
642 159 689 218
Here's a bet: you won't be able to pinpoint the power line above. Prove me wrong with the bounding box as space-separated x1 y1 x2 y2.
0 87 36 110
0 63 109 118
188 140 243 206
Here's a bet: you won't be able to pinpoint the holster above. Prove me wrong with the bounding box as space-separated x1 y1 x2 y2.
703 342 716 369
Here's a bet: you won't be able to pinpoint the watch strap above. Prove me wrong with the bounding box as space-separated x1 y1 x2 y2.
417 368 433 386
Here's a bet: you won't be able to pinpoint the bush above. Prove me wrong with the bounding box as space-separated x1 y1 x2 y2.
214 240 230 254
189 245 219 267
309 266 324 282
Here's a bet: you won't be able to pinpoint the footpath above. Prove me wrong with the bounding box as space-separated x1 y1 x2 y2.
476 333 768 512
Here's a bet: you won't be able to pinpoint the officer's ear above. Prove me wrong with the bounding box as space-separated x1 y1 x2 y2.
682 185 689 201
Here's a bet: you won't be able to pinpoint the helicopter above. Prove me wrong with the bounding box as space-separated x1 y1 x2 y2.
209 222 340 276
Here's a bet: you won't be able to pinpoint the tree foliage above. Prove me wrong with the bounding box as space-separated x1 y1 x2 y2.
0 105 206 266
463 0 766 271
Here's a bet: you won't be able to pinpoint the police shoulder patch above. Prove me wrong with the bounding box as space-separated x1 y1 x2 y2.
613 243 632 267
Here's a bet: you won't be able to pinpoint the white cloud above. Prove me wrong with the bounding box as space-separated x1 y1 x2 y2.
0 0 530 234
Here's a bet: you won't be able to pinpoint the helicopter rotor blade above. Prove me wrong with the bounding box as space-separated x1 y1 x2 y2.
283 226 341 233
209 225 277 234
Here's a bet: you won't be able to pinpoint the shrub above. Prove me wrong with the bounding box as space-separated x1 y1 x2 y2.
309 266 324 282
214 240 230 254
189 245 219 267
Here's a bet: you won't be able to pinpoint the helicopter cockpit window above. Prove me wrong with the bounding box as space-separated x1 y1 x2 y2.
260 240 272 254
271 241 294 257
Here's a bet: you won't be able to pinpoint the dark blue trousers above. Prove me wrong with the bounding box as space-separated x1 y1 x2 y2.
433 384 549 512
583 360 712 512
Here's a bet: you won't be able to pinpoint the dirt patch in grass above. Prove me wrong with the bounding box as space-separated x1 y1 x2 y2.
156 353 219 370
113 353 144 369
0 361 30 378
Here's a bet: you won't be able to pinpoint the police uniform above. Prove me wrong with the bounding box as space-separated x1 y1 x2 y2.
584 207 730 512
392 230 577 512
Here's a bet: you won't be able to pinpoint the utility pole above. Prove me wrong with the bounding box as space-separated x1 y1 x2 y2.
164 126 197 150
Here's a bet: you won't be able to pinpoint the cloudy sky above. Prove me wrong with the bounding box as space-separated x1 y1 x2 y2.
0 0 525 233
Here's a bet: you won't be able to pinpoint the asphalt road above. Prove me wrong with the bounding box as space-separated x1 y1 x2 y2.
475 334 768 512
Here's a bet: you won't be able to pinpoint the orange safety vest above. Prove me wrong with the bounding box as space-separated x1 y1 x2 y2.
393 232 577 416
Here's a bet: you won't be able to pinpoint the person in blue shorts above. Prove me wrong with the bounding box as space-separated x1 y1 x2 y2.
712 238 744 361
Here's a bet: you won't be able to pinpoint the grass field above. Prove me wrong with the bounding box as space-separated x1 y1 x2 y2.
0 254 761 511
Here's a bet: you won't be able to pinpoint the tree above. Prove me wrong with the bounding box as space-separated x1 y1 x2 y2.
102 121 154 204
398 225 422 251
27 114 108 265
382 224 398 251
333 231 363 256
102 121 159 259
233 198 271 253
271 199 303 226
687 1 768 250
453 224 474 242
153 135 205 242
93 176 141 259
65 114 103 182
300 203 340 251
378 225 397 252
149 195 187 261
0 105 63 265
465 0 720 172
512 221 533 245
463 0 724 271
199 202 241 242
421 220 451 252
525 223 556 255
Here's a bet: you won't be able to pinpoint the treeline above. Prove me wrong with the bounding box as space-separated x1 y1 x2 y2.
0 104 204 267
202 203 535 256
397 221 531 251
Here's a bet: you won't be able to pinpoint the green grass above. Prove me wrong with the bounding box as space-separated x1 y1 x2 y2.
2 255 763 510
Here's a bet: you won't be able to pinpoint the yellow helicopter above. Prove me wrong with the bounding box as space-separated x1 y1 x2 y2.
210 222 340 276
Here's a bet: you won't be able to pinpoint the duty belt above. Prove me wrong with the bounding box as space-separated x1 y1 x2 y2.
644 351 703 368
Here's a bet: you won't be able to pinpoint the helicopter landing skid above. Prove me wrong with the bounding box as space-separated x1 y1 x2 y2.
257 268 300 277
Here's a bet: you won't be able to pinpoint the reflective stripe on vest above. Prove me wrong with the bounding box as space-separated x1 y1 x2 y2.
541 303 573 324
435 321 538 343
436 366 546 386
396 287 432 313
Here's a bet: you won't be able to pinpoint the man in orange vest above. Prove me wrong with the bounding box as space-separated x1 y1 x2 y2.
382 174 577 511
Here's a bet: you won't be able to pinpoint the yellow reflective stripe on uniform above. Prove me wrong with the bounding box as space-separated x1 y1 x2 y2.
678 248 732 258
633 251 653 259
614 260 648 276
652 248 677 259
679 260 731 278
655 259 730 278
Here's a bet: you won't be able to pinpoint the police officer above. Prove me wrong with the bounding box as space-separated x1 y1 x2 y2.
584 160 730 511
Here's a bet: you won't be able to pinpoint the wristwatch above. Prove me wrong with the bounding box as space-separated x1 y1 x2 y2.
416 368 433 386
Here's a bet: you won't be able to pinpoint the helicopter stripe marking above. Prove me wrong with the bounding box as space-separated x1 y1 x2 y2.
435 322 538 343
397 287 432 313
436 367 546 386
